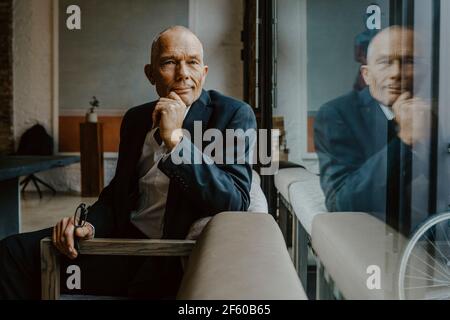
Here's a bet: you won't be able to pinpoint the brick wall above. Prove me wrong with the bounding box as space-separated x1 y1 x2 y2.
0 0 14 155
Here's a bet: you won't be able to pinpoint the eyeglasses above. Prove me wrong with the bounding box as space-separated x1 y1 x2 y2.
74 203 89 251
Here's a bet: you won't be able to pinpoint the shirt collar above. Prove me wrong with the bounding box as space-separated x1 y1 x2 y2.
184 106 190 119
379 104 395 121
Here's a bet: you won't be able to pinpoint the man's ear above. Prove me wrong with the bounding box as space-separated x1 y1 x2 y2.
144 64 155 85
202 65 209 84
360 65 370 86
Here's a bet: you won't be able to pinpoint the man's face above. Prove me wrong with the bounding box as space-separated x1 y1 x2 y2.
361 28 422 106
146 30 208 106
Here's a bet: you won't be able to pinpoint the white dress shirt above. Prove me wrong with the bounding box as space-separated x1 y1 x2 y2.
130 107 190 238
379 104 395 121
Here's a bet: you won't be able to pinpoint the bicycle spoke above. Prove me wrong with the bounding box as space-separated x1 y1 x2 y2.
404 283 450 290
399 214 450 300
422 233 450 266
415 241 450 278
408 251 450 282
439 223 450 251
406 263 450 283
404 275 450 284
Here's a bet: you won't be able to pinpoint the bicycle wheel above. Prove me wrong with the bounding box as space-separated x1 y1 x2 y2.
398 212 450 300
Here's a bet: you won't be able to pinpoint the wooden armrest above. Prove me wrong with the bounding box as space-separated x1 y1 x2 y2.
78 238 195 256
41 237 196 256
40 237 196 300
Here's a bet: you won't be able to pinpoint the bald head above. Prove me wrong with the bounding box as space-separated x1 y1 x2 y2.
366 26 415 65
361 26 425 106
145 25 208 106
150 26 204 65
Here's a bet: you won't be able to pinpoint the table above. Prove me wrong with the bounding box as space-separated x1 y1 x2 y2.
0 156 80 240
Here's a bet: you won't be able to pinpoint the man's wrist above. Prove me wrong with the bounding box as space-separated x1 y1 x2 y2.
166 137 183 155
166 130 184 151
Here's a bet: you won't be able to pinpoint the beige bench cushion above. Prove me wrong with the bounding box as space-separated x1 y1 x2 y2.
248 170 268 213
274 168 317 202
177 212 307 300
289 176 328 235
312 212 408 300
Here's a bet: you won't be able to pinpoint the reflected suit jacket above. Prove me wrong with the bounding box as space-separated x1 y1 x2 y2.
314 88 420 223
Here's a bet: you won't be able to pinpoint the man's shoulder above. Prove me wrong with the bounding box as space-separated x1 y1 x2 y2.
205 90 255 129
321 90 361 112
207 90 251 112
124 101 156 118
119 102 156 129
316 89 368 121
113 102 156 135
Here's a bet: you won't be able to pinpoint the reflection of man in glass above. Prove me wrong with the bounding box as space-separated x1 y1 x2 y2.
353 29 378 91
314 26 431 228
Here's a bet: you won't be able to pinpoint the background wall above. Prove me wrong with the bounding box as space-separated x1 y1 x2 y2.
13 0 54 149
0 0 14 155
13 0 81 191
12 0 244 193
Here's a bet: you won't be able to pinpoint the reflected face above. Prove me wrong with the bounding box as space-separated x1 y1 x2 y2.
362 27 422 106
146 28 208 106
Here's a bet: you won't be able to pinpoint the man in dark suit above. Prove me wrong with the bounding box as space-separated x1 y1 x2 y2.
0 26 256 299
314 26 432 231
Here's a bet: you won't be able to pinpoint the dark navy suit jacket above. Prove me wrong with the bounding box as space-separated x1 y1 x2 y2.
86 90 256 298
314 88 414 222
88 89 256 239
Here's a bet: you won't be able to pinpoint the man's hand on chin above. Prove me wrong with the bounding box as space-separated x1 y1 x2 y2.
392 91 432 146
152 91 186 151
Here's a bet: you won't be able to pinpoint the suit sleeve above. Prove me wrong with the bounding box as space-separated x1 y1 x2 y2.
86 110 134 237
314 104 410 215
158 104 257 217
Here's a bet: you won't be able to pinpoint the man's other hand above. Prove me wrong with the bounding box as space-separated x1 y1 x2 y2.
152 92 186 150
393 92 431 146
52 217 94 260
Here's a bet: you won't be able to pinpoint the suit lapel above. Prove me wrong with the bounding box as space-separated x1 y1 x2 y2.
163 90 212 238
358 88 389 153
182 90 213 137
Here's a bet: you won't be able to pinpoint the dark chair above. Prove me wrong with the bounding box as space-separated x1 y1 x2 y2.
16 124 56 198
